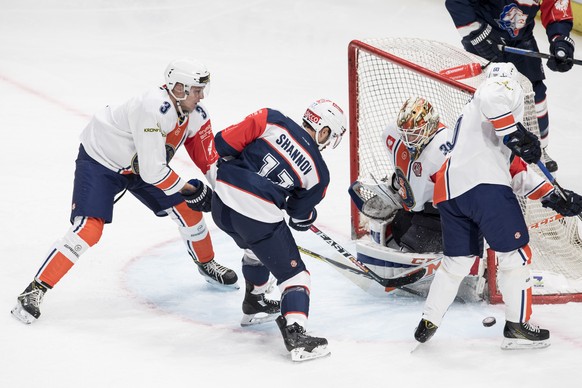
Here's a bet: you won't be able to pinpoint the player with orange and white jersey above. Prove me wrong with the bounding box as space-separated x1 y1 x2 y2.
416 62 582 349
11 59 239 325
349 96 560 296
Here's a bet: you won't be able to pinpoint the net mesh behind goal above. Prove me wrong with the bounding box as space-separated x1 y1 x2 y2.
348 38 582 304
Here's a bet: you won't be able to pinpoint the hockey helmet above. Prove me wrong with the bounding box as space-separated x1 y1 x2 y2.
303 99 347 150
165 58 210 101
485 62 518 80
396 97 440 156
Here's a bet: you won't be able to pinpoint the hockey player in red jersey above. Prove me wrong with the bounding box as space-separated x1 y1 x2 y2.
415 62 582 349
207 99 346 361
445 0 576 172
11 59 239 325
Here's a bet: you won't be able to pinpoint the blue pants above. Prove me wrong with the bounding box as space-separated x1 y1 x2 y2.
438 184 529 257
71 145 184 223
211 194 306 284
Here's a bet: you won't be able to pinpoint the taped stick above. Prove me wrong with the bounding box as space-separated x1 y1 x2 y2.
499 45 582 66
309 225 426 288
536 161 582 222
297 245 428 297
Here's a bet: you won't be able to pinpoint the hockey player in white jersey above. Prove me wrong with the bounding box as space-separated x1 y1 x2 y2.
350 96 570 300
11 59 239 325
415 62 582 349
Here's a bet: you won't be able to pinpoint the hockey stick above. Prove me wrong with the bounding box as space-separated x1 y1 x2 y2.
536 160 582 222
309 225 426 288
297 245 429 297
499 45 582 66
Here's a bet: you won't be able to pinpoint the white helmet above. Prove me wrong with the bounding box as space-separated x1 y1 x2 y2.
485 62 518 80
164 58 210 101
396 97 440 158
303 99 347 150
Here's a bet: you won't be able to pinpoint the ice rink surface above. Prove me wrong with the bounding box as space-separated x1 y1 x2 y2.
1 1 581 386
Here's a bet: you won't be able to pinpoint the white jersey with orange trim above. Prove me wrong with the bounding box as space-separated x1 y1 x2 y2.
382 122 451 212
80 86 218 196
509 156 554 200
433 77 525 204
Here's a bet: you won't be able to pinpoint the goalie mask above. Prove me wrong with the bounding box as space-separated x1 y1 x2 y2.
303 99 347 150
396 97 440 158
165 58 211 102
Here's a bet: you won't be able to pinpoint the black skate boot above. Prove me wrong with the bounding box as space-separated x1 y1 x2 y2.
414 318 438 343
240 281 280 327
501 321 550 350
541 147 558 172
276 315 329 361
195 259 239 290
11 280 48 324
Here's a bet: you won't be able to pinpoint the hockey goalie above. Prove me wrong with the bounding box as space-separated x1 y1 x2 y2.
349 94 577 301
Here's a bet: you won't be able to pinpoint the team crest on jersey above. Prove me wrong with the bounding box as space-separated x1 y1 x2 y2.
386 135 396 151
412 162 422 177
395 167 415 209
555 0 569 13
515 232 522 239
496 4 527 38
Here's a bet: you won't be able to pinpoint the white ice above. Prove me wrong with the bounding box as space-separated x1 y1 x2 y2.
1 1 581 387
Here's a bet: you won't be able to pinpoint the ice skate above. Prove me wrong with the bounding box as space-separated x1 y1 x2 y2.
276 315 330 362
414 318 438 343
11 281 47 324
240 282 280 327
196 259 239 290
541 147 558 173
501 321 550 350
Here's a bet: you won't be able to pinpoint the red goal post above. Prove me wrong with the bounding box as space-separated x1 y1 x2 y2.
348 38 582 304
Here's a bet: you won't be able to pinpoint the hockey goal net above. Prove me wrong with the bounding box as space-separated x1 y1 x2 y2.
348 38 582 304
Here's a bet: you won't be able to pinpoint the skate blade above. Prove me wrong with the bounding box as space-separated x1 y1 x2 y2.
240 313 278 327
10 305 36 324
290 345 331 362
201 277 240 291
501 338 551 350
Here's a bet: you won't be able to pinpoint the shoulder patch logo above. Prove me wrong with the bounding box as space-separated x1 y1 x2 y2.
386 135 396 151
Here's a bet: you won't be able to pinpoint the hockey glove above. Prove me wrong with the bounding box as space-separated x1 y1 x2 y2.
503 123 541 164
541 190 582 217
463 23 504 61
182 179 213 212
547 35 575 73
289 209 317 232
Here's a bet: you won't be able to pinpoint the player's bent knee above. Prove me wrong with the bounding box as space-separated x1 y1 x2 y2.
440 255 476 278
72 217 104 247
496 245 532 271
278 270 311 294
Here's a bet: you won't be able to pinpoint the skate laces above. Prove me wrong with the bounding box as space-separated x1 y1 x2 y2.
23 287 45 307
202 260 229 276
522 322 540 333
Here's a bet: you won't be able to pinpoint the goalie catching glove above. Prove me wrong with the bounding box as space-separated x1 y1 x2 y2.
289 209 317 232
503 122 541 164
182 179 213 212
541 190 582 217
